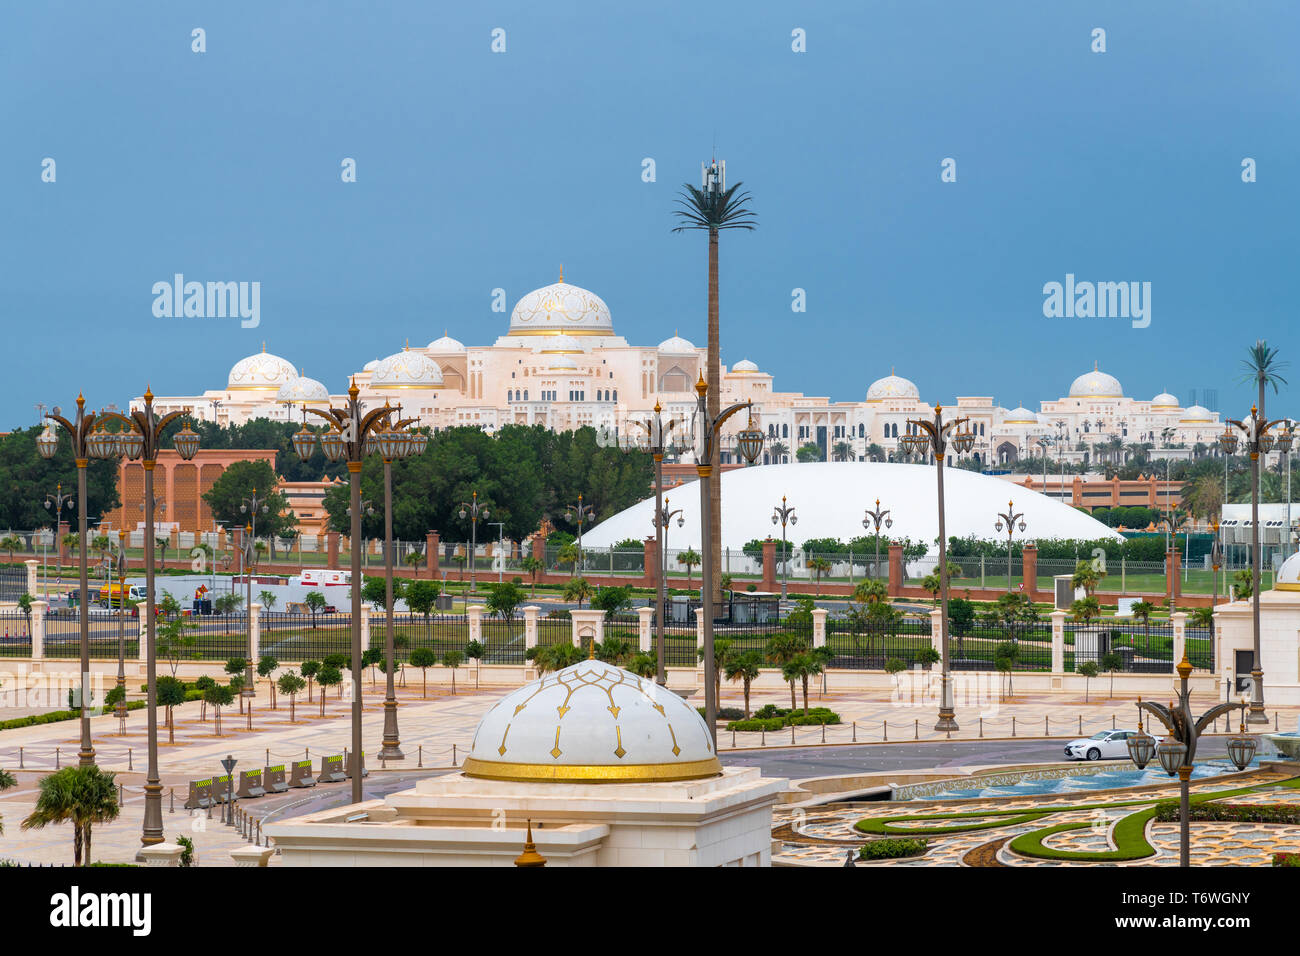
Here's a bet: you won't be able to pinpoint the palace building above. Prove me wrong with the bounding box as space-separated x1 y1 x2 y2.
135 273 1224 469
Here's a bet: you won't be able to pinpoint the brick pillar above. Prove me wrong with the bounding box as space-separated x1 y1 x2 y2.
426 531 440 577
888 543 904 596
761 538 777 593
326 531 340 570
1021 543 1039 601
233 526 245 573
532 534 546 566
642 535 659 590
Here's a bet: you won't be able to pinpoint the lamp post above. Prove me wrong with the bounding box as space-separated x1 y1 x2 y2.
239 490 270 699
1035 436 1051 495
563 495 596 578
770 496 797 600
93 389 201 851
651 498 684 685
862 498 892 581
994 500 1027 593
626 403 685 686
901 405 975 732
1126 656 1256 867
1209 518 1223 612
114 529 128 727
295 378 396 805
458 491 490 594
43 483 74 600
38 395 122 768
1220 406 1292 724
688 373 764 750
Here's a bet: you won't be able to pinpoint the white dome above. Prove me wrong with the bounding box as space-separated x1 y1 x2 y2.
363 358 380 371
534 334 586 354
1276 551 1300 590
275 374 329 404
1151 392 1179 409
1181 405 1214 423
462 657 720 783
867 373 920 402
508 274 613 337
227 347 297 391
545 353 579 371
370 348 444 388
1003 406 1039 425
426 332 466 354
1068 365 1123 398
658 332 696 354
731 358 760 374
582 462 1123 551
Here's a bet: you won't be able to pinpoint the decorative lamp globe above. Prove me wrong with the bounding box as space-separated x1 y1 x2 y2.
735 422 765 464
1226 728 1257 771
292 426 317 463
1155 735 1187 777
119 428 145 460
320 429 346 463
86 424 118 460
172 422 201 461
408 430 428 455
459 509 467 520
375 428 401 461
771 514 779 525
1277 428 1296 454
885 517 893 529
1218 430 1238 455
1019 520 1027 532
1127 728 1157 770
790 514 797 526
36 426 59 460
995 521 1004 532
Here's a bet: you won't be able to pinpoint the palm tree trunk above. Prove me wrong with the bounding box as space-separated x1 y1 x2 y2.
743 683 751 718
789 679 796 711
84 823 92 865
707 228 722 612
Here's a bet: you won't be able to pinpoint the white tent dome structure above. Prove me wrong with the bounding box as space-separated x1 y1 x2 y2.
582 462 1121 551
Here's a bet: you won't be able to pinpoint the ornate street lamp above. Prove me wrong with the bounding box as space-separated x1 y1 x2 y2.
687 373 763 749
904 405 975 731
994 500 1027 593
862 499 893 582
627 403 685 685
113 529 128 728
771 496 797 600
39 394 122 768
94 388 200 853
292 378 395 806
563 495 596 578
1129 656 1253 867
1221 405 1290 724
459 491 490 594
238 489 271 698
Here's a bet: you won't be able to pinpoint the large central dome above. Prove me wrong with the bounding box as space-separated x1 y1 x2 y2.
507 273 613 337
462 658 720 783
1068 364 1123 398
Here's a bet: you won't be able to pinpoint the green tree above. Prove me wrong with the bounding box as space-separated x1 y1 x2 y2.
1071 559 1105 597
300 659 320 703
277 670 306 722
807 557 831 596
795 442 822 462
782 652 824 715
303 591 328 628
1240 339 1288 423
314 664 342 716
156 593 199 676
723 650 763 718
1077 661 1099 703
884 657 907 694
156 675 187 744
443 649 464 694
1100 651 1124 699
676 549 700 587
258 655 279 707
204 683 235 735
562 577 593 608
404 579 442 644
258 589 277 611
200 459 298 545
485 580 526 624
527 641 583 674
697 638 732 706
627 652 657 678
409 647 438 699
590 585 631 621
0 533 23 563
1070 596 1100 623
21 765 120 866
765 632 809 711
994 641 1020 697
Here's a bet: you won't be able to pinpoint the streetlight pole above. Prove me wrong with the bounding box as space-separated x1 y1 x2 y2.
564 495 596 577
1221 408 1293 724
43 483 74 601
489 522 505 585
458 491 490 594
688 374 764 750
1127 655 1256 866
770 496 797 600
92 389 201 851
626 403 684 686
38 395 119 768
239 490 270 700
298 378 398 805
995 500 1027 593
114 529 128 728
862 498 892 581
902 405 975 732
1209 519 1223 612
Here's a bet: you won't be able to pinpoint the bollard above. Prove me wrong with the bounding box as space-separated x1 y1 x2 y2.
914 719 918 740
883 720 887 742
1276 711 1280 731
1112 714 1116 730
979 717 983 738
55 747 60 769
118 783 123 807
169 787 174 814
266 748 269 765
820 722 826 743
18 746 22 770
305 747 310 760
731 729 735 747
128 747 133 772
761 726 766 747
452 744 457 767
1012 717 1016 737
1079 715 1082 735
790 723 796 745
418 745 423 768
206 801 212 820
1045 716 1049 736
852 721 856 743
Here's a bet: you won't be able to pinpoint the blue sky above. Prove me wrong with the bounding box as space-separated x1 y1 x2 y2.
3 1 1297 428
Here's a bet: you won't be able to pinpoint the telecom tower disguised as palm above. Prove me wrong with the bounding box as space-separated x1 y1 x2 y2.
672 159 757 607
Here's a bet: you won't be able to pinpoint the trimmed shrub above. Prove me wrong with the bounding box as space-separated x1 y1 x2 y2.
858 838 928 860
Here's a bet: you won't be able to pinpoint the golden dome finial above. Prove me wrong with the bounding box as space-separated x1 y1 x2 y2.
514 820 546 867
262 341 267 353
558 265 564 284
695 371 708 397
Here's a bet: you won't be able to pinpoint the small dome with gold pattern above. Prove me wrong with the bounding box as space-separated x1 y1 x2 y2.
462 657 720 783
371 348 444 388
507 270 613 337
227 346 297 391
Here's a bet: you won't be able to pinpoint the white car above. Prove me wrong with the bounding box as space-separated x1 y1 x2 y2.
1064 730 1136 761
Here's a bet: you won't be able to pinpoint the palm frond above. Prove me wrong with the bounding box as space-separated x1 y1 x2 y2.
671 181 758 233
1238 339 1289 391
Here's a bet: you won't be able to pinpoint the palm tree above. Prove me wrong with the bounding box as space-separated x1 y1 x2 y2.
562 576 593 608
520 555 544 596
768 441 789 464
696 638 732 706
1240 340 1288 421
22 765 120 866
807 557 831 596
765 632 808 711
832 440 853 462
673 166 757 608
724 650 763 718
155 535 169 570
782 651 824 716
676 548 700 588
1183 473 1224 524
1071 559 1104 597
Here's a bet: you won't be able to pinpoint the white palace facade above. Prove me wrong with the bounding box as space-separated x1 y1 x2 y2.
136 274 1224 468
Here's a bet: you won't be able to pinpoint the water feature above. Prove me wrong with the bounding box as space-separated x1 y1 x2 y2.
1263 716 1300 760
908 759 1257 802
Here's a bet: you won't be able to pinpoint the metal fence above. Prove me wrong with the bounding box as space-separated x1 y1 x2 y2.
948 618 1053 671
826 616 932 669
1065 622 1173 674
479 614 527 664
0 567 25 602
258 611 352 661
0 609 31 657
1185 626 1214 671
